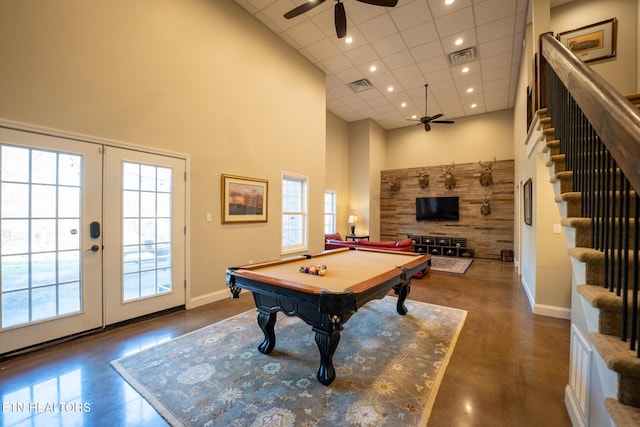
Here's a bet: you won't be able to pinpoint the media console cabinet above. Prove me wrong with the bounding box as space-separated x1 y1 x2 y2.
408 234 475 258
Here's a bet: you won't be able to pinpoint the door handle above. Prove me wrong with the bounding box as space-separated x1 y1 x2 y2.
85 245 100 253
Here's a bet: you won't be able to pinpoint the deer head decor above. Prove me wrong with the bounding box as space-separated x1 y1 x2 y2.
441 161 456 190
481 193 492 216
479 156 496 186
418 171 429 188
386 175 401 191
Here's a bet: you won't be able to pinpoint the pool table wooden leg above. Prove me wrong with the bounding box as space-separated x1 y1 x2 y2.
257 311 277 354
314 327 341 386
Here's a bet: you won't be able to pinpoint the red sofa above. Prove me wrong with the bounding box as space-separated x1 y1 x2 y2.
323 233 429 278
324 233 415 252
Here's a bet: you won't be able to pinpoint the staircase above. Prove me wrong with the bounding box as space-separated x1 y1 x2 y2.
541 94 640 426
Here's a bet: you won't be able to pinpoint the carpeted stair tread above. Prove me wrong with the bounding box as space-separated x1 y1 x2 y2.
543 139 560 155
577 284 638 312
606 398 640 427
568 247 603 264
590 332 640 377
561 217 591 228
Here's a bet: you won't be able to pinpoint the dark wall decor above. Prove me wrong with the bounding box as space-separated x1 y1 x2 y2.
380 160 515 259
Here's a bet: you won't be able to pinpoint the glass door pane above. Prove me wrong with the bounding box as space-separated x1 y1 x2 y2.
122 162 173 301
1 146 82 328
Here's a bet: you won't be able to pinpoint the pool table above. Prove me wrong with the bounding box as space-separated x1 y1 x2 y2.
225 247 431 385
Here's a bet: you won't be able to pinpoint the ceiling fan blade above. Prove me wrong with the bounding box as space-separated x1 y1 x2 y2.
433 120 455 124
335 2 347 38
356 0 399 7
284 0 327 19
424 122 431 132
430 113 443 121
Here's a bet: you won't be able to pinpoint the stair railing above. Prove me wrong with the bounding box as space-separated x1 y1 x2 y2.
539 33 640 357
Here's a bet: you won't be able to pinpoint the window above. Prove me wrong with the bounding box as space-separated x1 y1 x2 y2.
324 190 336 234
282 174 307 253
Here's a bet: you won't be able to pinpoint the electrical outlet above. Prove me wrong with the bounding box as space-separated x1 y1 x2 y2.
206 213 212 222
553 223 561 234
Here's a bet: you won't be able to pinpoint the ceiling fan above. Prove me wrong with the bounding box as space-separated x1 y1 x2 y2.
284 0 399 39
411 84 455 132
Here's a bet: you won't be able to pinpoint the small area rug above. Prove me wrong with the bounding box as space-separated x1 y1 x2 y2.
111 296 467 427
430 256 474 274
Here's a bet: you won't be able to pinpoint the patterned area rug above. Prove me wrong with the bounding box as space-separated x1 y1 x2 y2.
430 256 474 274
112 297 467 427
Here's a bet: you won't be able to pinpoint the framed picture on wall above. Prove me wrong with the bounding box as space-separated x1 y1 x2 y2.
221 174 268 223
523 179 532 226
557 18 617 63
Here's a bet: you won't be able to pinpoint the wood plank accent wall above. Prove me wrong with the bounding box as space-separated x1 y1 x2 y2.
380 159 514 259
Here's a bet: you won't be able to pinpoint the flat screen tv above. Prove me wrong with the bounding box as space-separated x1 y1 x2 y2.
416 196 459 221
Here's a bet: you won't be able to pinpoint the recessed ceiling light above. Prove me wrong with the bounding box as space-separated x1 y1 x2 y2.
466 87 474 93
387 86 394 92
411 115 417 119
455 38 463 46
345 36 353 44
462 67 469 73
401 102 407 108
445 0 455 5
370 65 377 72
471 103 477 108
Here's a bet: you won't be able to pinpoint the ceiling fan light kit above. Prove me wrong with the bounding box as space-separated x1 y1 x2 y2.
284 0 399 39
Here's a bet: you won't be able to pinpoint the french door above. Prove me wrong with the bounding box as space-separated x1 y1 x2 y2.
0 127 186 354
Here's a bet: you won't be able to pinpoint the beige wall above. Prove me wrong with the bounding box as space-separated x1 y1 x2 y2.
0 0 326 303
385 109 515 170
551 0 638 95
326 111 350 235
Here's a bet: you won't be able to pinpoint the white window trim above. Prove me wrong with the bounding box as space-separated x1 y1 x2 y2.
324 189 337 234
281 172 308 255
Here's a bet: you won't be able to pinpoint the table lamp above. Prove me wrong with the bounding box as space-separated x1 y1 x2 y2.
347 215 358 235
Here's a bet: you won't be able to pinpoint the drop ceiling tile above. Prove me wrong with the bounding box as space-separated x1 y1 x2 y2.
474 0 517 26
305 38 343 61
480 52 512 71
335 66 368 84
434 7 475 38
285 20 327 47
422 67 454 84
477 15 516 44
401 21 440 49
358 13 398 43
320 54 356 73
390 0 432 31
382 49 415 70
417 56 450 75
347 43 381 65
479 40 514 64
391 63 422 81
410 39 445 62
370 33 408 57
427 0 473 19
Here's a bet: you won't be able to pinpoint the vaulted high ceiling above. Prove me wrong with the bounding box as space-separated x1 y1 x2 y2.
233 0 548 130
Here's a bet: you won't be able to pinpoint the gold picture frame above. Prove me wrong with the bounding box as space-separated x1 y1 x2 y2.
557 18 617 63
523 179 532 226
221 174 268 223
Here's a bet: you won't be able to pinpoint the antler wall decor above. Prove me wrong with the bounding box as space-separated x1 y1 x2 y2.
479 156 496 186
418 170 430 188
441 161 456 190
481 193 492 216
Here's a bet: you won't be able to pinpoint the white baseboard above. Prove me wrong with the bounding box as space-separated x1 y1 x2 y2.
565 385 588 427
187 288 247 309
534 303 571 319
521 276 535 312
